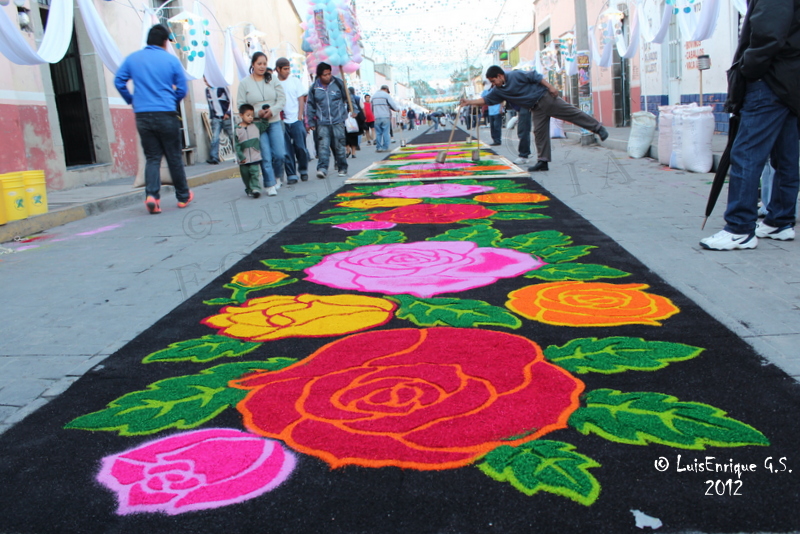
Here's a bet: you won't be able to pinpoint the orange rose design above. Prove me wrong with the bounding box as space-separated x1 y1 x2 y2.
474 193 550 203
506 281 680 326
202 294 396 341
232 328 583 470
230 270 289 288
337 198 422 209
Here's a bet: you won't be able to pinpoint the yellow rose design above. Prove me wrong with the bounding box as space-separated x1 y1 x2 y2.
230 270 289 288
337 198 423 209
202 294 396 341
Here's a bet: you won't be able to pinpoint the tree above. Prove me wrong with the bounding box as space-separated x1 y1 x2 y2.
410 79 437 97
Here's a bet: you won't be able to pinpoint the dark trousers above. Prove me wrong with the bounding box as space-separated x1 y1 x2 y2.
489 114 503 144
516 107 532 159
532 92 601 162
136 112 190 201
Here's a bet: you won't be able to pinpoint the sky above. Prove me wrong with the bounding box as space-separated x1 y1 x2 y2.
292 0 534 88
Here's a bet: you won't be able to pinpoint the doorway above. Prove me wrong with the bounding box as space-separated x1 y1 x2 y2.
41 8 96 167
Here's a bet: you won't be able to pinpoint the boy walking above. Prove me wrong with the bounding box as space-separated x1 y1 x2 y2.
234 104 270 198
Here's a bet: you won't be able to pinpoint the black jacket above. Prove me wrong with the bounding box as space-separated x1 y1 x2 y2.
735 0 800 116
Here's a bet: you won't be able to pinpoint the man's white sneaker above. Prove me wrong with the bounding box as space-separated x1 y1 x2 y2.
266 185 277 196
513 157 529 165
700 230 758 250
755 221 795 240
316 170 326 179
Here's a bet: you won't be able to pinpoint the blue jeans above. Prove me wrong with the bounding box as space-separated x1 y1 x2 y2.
317 123 347 173
517 107 532 158
283 120 309 181
489 113 503 144
135 112 190 201
725 80 799 234
375 118 391 150
258 121 286 187
209 116 233 162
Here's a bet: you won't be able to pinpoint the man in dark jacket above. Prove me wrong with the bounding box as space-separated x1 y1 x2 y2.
306 62 349 178
701 0 800 250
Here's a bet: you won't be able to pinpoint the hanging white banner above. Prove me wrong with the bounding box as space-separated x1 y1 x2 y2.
75 0 124 73
588 20 615 67
613 6 641 58
0 0 73 65
638 0 673 44
675 0 721 41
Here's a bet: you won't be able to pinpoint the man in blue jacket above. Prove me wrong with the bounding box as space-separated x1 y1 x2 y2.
115 24 193 214
306 62 350 178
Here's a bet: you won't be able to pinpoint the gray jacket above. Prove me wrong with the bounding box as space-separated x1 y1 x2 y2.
370 89 399 119
307 76 349 128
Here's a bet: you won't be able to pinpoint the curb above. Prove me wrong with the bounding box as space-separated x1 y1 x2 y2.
0 166 239 244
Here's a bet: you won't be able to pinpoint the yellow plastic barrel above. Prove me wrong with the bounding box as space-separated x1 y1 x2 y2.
22 170 48 216
0 172 29 222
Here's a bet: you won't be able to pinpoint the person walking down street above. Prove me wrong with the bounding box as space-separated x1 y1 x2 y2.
115 24 193 215
371 85 399 152
237 52 286 196
204 77 233 165
513 106 533 165
482 84 503 146
407 108 416 130
306 62 350 178
700 0 800 250
362 94 375 145
234 103 269 198
345 87 365 159
461 66 608 172
275 57 309 183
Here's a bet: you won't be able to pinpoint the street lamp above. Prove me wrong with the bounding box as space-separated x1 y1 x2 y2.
697 55 711 106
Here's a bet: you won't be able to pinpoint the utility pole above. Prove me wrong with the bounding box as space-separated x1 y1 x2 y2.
574 0 594 145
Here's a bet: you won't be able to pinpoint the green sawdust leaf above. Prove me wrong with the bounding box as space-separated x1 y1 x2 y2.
525 263 630 281
143 335 262 364
537 245 595 263
489 204 549 211
569 389 770 449
64 360 295 436
261 256 323 270
203 297 237 306
283 242 354 255
345 230 407 247
387 295 521 329
320 207 362 214
544 337 704 374
496 230 573 253
464 179 526 191
479 440 601 506
426 225 502 247
347 182 422 195
489 212 551 221
309 212 378 225
426 198 479 204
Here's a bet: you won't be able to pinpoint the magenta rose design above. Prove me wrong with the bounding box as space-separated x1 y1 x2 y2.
332 220 397 231
374 183 495 199
96 428 296 515
304 241 545 297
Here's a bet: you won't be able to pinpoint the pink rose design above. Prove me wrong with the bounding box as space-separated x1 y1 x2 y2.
304 241 544 297
374 183 495 198
96 429 295 515
332 221 397 231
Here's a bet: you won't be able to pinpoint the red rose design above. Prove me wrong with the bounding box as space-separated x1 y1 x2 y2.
232 328 583 470
369 203 496 224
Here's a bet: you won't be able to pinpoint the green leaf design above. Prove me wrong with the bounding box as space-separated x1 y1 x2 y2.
387 295 521 329
489 204 548 211
320 207 362 214
569 389 770 449
426 225 502 247
261 256 323 270
525 263 630 281
490 212 551 221
347 182 422 195
224 279 298 303
203 297 237 306
537 245 595 263
309 212 378 225
496 230 573 253
426 198 479 204
142 335 262 364
345 230 407 248
283 242 354 255
64 360 295 436
544 337 703 374
465 179 527 191
478 440 601 505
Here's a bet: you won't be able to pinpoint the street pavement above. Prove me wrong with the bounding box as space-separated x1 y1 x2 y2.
1 123 799 436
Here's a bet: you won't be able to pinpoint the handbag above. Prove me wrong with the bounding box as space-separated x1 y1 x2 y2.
724 59 746 115
345 116 359 133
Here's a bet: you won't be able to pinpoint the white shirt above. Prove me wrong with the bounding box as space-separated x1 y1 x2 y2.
278 75 307 123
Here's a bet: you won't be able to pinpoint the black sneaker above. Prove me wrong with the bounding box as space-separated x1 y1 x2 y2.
252 190 261 198
527 161 549 172
300 174 309 181
597 126 609 141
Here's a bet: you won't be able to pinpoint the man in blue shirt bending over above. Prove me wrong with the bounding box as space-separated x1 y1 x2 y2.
115 24 193 214
461 65 608 173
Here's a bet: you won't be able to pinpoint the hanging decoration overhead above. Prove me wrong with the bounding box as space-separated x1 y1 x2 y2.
0 0 73 65
301 0 363 74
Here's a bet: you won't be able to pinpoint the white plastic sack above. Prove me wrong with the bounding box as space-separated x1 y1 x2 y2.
668 103 698 170
506 115 518 129
627 111 656 158
550 118 566 138
657 105 674 165
681 106 715 173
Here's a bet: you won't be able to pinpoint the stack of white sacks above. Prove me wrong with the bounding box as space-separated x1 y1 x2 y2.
657 103 716 173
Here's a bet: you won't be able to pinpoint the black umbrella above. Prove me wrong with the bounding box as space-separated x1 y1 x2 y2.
702 114 740 229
